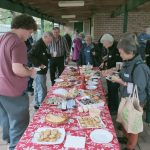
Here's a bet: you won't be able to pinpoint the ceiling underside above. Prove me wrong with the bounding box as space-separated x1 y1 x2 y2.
3 0 150 24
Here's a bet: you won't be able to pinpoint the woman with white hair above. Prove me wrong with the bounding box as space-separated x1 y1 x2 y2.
100 33 122 114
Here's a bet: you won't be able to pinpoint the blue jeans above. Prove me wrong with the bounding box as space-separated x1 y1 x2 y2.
34 74 47 107
0 93 29 150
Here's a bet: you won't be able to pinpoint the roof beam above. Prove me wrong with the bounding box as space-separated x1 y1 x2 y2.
0 0 53 21
111 0 150 18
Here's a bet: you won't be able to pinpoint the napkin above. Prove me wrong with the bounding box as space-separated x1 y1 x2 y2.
64 135 86 149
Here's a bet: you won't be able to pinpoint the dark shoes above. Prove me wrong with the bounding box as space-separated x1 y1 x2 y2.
117 137 128 144
34 106 39 110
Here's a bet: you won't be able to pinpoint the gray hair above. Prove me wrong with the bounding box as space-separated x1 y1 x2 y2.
117 38 137 54
100 33 114 45
85 34 92 40
121 32 139 46
43 31 53 38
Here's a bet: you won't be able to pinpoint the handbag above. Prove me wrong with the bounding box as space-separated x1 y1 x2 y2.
116 85 143 134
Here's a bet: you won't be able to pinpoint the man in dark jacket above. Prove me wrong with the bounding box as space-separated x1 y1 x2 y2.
29 32 53 109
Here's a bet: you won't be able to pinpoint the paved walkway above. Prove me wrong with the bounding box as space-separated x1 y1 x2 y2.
0 65 150 150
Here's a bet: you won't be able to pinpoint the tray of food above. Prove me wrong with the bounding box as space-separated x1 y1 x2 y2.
46 97 64 105
64 88 79 99
57 82 73 88
32 127 65 144
77 116 105 128
45 113 68 125
53 88 68 96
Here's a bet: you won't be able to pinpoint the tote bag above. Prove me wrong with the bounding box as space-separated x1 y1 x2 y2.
116 85 143 134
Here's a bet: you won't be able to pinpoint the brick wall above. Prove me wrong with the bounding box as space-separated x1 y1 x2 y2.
93 12 150 42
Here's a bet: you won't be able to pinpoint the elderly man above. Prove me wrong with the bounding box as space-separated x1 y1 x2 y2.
49 27 69 85
29 32 53 109
0 14 37 150
78 35 100 66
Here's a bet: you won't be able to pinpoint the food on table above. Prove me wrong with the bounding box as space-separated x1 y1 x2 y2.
68 76 77 82
54 78 64 83
45 113 68 124
93 71 101 77
53 88 68 96
89 108 101 117
69 66 77 72
64 71 78 76
64 88 79 98
57 82 73 87
37 129 61 142
46 97 64 105
80 96 101 105
78 106 84 112
106 75 119 81
78 116 103 128
83 106 88 112
86 85 97 90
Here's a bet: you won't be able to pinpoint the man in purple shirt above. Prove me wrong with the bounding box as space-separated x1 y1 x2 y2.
0 14 37 150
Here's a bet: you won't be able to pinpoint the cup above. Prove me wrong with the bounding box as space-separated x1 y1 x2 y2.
116 62 123 71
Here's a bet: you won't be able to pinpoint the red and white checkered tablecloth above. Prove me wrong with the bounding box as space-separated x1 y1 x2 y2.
15 68 120 150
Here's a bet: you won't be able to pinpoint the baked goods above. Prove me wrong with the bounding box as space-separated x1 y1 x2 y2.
65 88 79 98
78 116 104 128
45 113 68 124
46 97 64 105
57 82 73 87
37 129 61 142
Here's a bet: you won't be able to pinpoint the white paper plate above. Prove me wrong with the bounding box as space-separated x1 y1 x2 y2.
32 127 65 144
53 88 68 96
34 67 41 71
90 129 113 143
55 78 64 83
90 76 101 79
87 81 98 85
64 135 86 149
86 85 97 90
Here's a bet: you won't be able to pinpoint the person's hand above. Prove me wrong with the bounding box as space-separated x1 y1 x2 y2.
39 64 46 69
99 63 104 70
111 76 126 85
30 68 37 78
101 70 110 77
92 51 96 56
101 69 114 77
102 56 108 62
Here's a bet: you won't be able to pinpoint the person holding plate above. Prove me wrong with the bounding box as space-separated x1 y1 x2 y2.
0 14 37 150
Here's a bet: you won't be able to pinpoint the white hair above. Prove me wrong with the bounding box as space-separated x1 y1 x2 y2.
100 34 114 45
43 31 53 38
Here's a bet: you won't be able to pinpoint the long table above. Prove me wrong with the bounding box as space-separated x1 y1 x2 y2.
15 67 120 150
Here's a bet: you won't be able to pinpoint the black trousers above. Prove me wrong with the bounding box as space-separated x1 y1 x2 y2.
107 80 120 112
50 57 64 85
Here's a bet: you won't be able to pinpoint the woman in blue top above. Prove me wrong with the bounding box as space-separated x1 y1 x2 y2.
78 35 100 66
